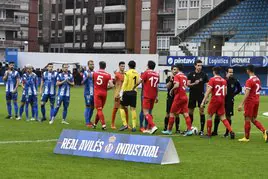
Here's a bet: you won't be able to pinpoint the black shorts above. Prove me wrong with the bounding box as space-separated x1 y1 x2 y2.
166 97 174 113
120 91 137 108
188 94 204 109
225 100 234 116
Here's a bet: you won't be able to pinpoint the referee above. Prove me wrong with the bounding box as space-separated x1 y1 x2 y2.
164 66 180 133
212 67 242 137
119 60 139 132
187 60 208 135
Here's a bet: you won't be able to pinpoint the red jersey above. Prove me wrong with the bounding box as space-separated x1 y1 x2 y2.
141 70 159 99
173 72 188 99
208 76 227 102
93 70 111 96
245 76 261 103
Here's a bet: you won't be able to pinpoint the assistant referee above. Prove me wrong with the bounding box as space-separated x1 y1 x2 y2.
119 60 139 132
187 60 208 135
212 67 242 137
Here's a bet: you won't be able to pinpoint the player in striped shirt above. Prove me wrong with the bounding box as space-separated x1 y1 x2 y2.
17 64 39 121
49 64 74 124
3 62 20 119
82 60 94 128
40 63 58 122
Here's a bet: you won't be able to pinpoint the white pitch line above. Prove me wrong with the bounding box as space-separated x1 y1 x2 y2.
158 131 260 137
0 139 58 144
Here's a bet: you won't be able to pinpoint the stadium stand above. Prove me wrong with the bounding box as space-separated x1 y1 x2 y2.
171 0 268 56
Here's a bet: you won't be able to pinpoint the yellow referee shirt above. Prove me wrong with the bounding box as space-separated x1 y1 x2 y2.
121 69 140 92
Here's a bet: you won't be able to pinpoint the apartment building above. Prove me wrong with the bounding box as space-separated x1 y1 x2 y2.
135 0 224 54
0 0 30 54
38 0 135 53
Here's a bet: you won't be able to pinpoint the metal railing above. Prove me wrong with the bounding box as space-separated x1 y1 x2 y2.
168 50 268 57
0 40 22 48
0 18 20 26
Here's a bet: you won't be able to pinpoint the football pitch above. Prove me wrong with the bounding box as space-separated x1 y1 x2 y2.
0 86 267 178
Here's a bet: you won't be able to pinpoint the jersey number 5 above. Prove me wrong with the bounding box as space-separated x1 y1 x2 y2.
96 75 103 85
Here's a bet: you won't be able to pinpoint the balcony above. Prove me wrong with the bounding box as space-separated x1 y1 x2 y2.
93 42 102 49
75 8 87 15
157 28 175 35
103 24 125 31
0 18 20 31
0 2 20 10
74 43 86 48
0 40 22 49
64 26 73 32
94 7 103 14
94 25 103 31
64 9 74 15
103 5 126 13
74 25 87 31
158 8 175 15
103 42 125 49
64 43 73 48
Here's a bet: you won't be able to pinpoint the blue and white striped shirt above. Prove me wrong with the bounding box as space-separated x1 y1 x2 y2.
57 72 74 97
5 70 20 92
22 72 38 96
82 70 94 96
42 71 58 95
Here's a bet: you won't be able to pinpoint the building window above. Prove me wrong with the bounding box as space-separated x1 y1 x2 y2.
142 21 150 30
38 30 43 37
190 0 200 8
157 36 170 50
51 14 56 21
0 9 6 19
76 34 80 41
141 41 149 49
58 13 63 21
142 1 151 10
58 30 62 37
178 0 188 8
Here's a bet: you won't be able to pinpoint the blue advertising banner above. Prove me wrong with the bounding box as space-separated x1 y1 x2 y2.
54 130 180 165
207 56 230 66
5 48 18 67
230 56 265 67
166 56 197 66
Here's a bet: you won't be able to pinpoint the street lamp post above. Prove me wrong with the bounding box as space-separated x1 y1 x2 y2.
20 31 24 51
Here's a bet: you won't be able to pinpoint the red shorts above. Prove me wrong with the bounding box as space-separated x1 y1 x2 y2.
170 97 188 114
94 94 107 109
244 101 259 118
143 97 155 110
208 99 225 116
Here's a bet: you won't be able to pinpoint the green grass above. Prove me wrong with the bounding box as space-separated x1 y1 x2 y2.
0 86 268 179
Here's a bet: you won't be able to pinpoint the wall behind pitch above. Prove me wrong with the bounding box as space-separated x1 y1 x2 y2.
18 52 167 79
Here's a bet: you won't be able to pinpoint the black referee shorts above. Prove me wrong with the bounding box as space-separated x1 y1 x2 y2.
188 94 204 109
166 97 174 113
120 91 137 108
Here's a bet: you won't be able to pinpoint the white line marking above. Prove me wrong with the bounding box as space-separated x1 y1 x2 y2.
0 139 58 144
158 131 260 137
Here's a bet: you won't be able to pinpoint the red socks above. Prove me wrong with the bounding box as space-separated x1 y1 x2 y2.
252 120 266 133
207 120 212 136
145 114 155 128
185 116 192 131
111 108 118 126
97 109 105 126
245 120 251 139
222 119 233 132
168 117 175 131
95 114 99 125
